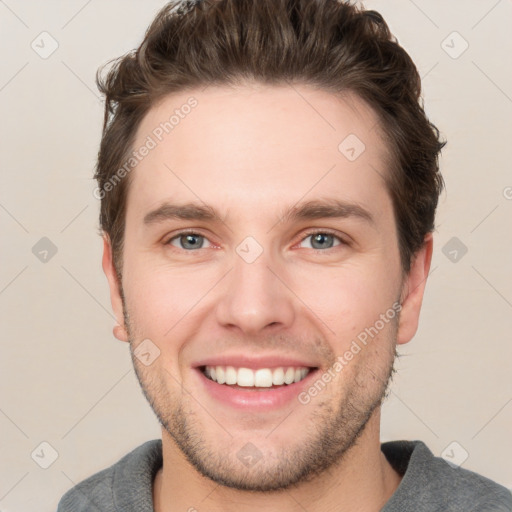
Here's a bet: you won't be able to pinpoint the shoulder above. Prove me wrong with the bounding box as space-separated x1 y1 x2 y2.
382 440 512 511
57 439 162 512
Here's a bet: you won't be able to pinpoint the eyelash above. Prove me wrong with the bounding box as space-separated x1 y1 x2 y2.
164 228 349 252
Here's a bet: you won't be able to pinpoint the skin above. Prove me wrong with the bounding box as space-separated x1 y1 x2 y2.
102 83 433 511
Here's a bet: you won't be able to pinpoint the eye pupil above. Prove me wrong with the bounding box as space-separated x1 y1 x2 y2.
311 233 334 249
181 234 202 249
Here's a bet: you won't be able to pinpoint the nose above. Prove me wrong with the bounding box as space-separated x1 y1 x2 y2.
215 249 295 335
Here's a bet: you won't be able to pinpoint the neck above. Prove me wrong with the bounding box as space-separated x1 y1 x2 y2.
153 408 402 512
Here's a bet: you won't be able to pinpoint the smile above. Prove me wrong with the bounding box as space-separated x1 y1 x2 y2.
202 365 311 388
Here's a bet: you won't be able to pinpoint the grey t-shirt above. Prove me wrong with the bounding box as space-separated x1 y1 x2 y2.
57 439 512 511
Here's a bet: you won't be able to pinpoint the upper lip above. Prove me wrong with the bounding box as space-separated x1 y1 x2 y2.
193 354 319 370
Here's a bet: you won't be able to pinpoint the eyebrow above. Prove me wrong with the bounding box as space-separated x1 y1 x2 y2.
279 198 375 226
143 198 375 227
144 203 217 225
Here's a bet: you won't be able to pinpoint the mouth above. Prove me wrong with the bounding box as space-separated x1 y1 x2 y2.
200 365 314 390
195 363 319 410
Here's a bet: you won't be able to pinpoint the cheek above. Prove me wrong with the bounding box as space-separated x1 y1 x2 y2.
291 261 398 345
122 261 218 338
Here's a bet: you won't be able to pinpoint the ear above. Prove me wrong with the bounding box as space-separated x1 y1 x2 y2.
102 234 129 342
397 232 433 345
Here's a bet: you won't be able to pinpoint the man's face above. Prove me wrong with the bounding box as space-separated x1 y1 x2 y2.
104 84 429 491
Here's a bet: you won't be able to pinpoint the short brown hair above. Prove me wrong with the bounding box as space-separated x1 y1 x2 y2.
95 0 445 276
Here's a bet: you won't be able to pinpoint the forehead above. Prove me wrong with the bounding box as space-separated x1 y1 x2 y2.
126 84 392 224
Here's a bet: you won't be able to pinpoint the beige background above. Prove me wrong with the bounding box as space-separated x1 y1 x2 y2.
1 0 511 510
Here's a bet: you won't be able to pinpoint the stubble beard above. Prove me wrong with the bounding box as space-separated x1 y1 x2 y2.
123 295 398 492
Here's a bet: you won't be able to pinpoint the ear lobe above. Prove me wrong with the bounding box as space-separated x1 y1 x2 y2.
102 234 129 343
397 233 434 345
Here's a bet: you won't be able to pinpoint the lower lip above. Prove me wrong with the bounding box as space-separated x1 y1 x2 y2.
195 368 318 411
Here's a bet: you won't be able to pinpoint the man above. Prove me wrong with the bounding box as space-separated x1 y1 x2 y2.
58 0 512 510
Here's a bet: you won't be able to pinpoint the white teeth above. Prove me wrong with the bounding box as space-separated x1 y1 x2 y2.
272 367 285 385
237 368 254 387
225 366 237 385
254 369 273 387
216 366 226 384
203 365 311 387
284 367 295 385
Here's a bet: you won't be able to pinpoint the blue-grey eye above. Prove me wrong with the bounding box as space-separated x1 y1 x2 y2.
300 232 342 250
169 233 211 250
